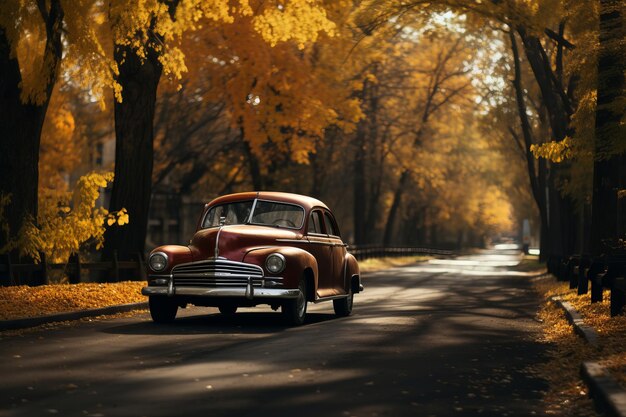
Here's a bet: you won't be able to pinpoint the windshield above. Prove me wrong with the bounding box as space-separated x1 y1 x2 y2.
202 199 305 229
202 201 254 228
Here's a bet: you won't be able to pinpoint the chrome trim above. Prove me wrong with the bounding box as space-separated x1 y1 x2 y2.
246 277 254 299
249 198 258 221
276 238 305 244
142 286 300 299
167 273 175 296
215 225 225 258
314 294 349 303
306 239 333 246
149 251 169 272
265 253 286 274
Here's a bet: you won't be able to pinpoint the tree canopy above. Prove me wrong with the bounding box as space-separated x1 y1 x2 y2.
0 0 624 266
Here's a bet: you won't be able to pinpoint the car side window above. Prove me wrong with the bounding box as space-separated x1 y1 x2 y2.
323 212 339 236
308 210 324 234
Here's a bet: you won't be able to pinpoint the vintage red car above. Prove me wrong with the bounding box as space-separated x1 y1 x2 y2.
142 191 362 325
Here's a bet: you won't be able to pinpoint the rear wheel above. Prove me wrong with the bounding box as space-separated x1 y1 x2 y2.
282 279 307 325
333 288 353 317
218 304 238 315
149 296 178 323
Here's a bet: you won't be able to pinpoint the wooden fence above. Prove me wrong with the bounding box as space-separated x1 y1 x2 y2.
349 245 453 261
0 252 146 287
0 246 453 286
549 254 626 316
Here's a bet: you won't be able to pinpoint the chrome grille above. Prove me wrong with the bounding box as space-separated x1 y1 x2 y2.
172 259 264 288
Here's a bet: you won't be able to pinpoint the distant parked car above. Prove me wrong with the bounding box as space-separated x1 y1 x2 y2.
142 192 362 325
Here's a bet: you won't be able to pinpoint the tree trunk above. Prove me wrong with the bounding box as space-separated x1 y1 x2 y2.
517 27 571 141
383 170 410 246
517 25 579 258
103 42 162 262
0 2 63 253
509 30 551 259
353 119 368 245
242 135 263 190
590 0 625 255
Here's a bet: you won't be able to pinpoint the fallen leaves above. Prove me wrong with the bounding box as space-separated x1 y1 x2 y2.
533 274 626 416
0 281 145 320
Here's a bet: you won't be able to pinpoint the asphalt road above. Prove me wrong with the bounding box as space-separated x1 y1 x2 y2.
1 249 549 417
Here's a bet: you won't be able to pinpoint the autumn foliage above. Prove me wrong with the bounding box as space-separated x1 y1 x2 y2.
0 0 624 265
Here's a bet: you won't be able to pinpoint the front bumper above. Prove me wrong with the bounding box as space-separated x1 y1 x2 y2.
142 285 300 299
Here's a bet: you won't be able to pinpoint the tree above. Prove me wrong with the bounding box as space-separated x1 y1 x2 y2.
103 0 343 260
590 0 625 255
0 1 64 254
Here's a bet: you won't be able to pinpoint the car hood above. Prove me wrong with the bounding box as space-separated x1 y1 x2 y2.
190 224 304 262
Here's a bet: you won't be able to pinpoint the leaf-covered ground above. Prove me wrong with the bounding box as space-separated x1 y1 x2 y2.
533 273 626 416
0 281 145 320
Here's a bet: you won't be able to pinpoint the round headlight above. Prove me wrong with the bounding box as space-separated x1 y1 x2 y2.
265 253 286 274
149 252 168 272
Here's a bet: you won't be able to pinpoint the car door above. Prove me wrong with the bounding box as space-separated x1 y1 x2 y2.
305 209 334 297
323 210 348 294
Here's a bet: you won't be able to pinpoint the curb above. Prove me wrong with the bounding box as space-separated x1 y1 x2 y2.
0 302 149 331
551 296 599 346
550 296 625 417
581 362 626 417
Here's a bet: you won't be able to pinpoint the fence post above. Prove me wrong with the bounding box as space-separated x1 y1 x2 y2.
610 278 625 316
111 250 120 282
68 253 81 284
136 252 147 281
34 252 48 286
0 254 14 286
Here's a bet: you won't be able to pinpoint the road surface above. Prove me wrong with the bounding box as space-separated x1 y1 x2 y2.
1 249 548 417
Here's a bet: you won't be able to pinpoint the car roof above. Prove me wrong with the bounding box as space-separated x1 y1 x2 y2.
207 191 329 212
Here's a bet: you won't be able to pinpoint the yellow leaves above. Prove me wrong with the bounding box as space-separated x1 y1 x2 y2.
530 137 572 162
0 172 128 264
0 282 146 320
117 209 130 226
252 0 336 48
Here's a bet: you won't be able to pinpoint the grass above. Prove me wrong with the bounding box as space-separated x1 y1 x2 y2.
358 255 431 272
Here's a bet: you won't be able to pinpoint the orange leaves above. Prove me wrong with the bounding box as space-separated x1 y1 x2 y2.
181 3 360 168
0 281 145 320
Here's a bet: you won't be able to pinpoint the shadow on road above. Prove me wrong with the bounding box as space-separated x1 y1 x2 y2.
102 311 338 335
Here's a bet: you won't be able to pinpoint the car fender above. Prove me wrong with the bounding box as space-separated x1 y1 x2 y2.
344 252 362 293
148 245 193 274
243 246 319 294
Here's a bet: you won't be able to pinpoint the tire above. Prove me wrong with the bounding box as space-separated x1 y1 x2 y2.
282 279 307 325
149 296 178 323
333 289 353 317
218 304 237 315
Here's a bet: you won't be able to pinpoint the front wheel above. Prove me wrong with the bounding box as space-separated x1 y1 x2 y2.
218 304 237 315
149 296 178 323
333 290 353 317
282 279 307 325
